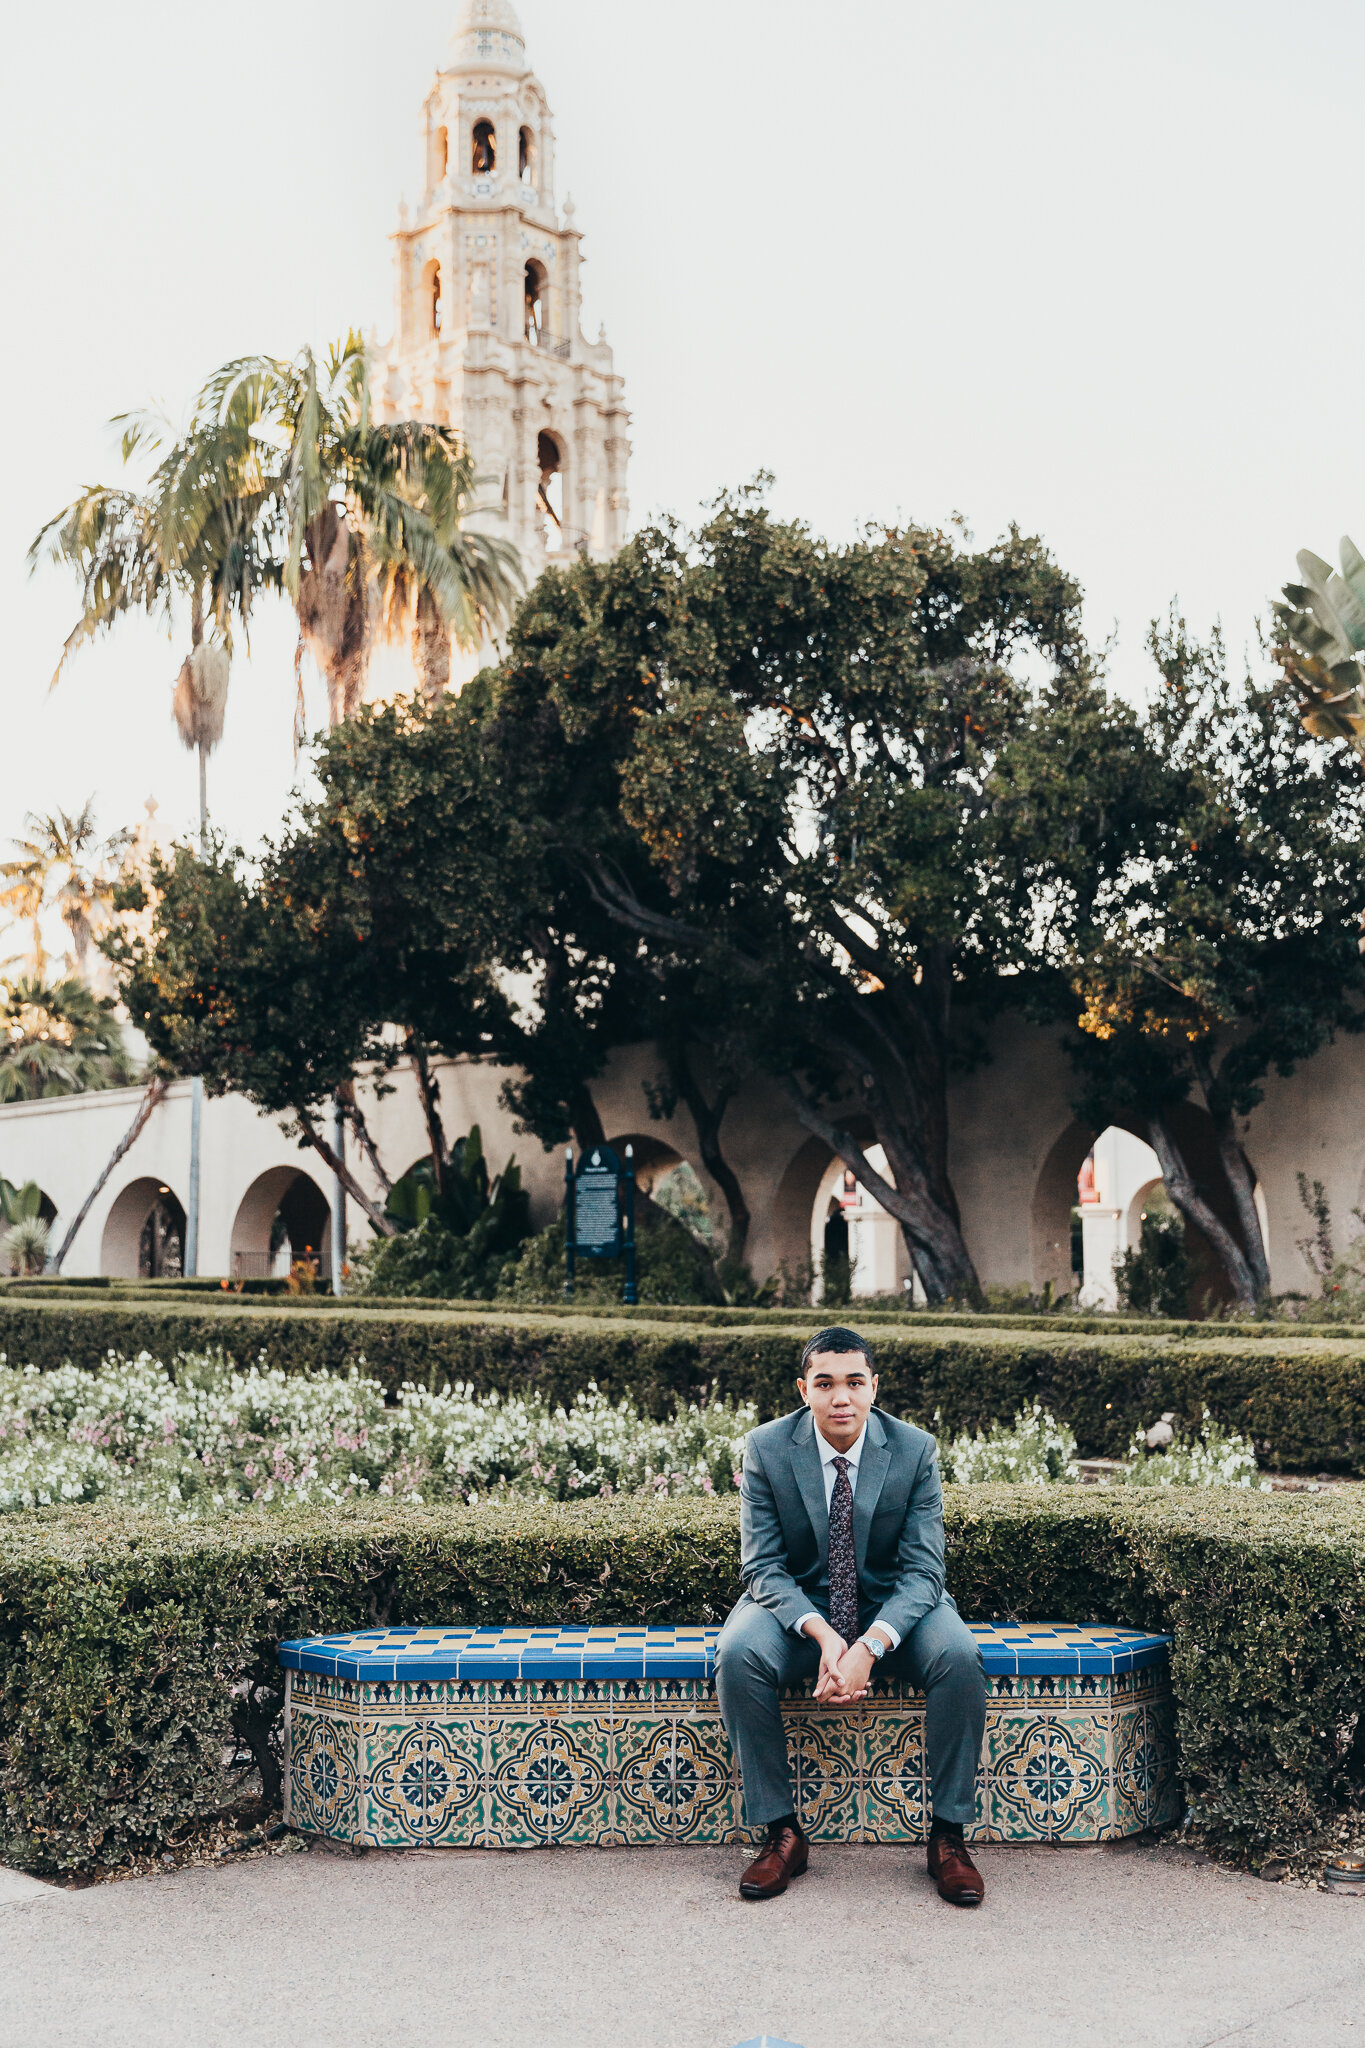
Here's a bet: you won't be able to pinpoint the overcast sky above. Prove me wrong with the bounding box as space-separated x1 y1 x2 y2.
4 0 1363 890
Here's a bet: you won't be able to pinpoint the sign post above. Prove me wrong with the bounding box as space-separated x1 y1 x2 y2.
563 1142 638 1305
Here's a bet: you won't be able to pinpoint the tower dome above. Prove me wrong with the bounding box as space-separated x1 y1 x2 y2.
449 0 526 71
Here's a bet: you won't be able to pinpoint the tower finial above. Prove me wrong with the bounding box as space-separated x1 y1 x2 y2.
449 0 526 69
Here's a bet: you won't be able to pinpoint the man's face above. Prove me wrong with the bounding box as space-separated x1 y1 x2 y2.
797 1350 878 1448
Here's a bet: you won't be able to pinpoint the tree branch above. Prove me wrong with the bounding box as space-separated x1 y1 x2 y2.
297 1108 396 1237
53 1074 168 1270
405 1032 447 1194
338 1079 391 1197
1146 1110 1257 1309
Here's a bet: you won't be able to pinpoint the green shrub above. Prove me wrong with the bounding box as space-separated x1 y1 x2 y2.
498 1212 718 1306
3 1488 1362 1872
5 1299 1365 1471
1116 1209 1192 1318
350 1127 532 1299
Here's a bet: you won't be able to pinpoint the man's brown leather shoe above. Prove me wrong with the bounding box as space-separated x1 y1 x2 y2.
927 1831 985 1906
739 1822 809 1900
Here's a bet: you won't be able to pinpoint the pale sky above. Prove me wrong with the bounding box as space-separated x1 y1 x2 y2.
4 0 1363 893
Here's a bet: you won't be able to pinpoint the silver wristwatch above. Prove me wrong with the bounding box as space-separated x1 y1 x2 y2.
861 1632 887 1661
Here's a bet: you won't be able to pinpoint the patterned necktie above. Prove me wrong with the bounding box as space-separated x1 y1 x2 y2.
828 1454 859 1644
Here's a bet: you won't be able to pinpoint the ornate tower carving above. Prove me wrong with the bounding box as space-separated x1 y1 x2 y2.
374 0 631 586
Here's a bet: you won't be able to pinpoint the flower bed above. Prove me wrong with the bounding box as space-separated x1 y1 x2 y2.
0 1354 753 1515
0 1354 1266 1518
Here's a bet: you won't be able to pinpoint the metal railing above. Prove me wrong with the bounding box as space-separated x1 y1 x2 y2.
526 326 571 359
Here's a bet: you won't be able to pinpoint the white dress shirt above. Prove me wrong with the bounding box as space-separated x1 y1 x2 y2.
793 1422 901 1650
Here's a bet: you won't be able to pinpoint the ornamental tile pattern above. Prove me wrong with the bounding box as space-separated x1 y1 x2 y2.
281 1623 1180 1849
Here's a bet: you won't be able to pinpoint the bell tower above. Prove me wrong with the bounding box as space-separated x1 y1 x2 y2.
374 0 631 584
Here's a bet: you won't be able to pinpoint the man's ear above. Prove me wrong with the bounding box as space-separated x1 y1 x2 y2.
869 1374 879 1400
796 1377 810 1406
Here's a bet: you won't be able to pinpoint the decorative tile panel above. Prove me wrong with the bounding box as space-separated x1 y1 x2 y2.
280 1622 1179 1851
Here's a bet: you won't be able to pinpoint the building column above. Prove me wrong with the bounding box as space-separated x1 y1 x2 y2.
1079 1205 1124 1310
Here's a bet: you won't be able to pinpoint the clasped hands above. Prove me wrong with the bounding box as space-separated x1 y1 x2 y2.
804 1618 878 1705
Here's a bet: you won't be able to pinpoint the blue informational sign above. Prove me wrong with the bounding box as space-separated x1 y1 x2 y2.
564 1143 637 1304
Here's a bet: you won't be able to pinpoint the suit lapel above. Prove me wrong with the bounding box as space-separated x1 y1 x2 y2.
852 1410 891 1574
790 1409 830 1570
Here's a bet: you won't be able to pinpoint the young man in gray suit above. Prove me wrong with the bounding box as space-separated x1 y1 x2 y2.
716 1325 987 1905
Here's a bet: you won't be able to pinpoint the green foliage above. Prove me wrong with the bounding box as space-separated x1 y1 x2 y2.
6 1300 1365 1471
352 1127 531 1299
1116 1208 1191 1318
1271 538 1365 763
497 1212 718 1306
1 1217 50 1278
0 1181 45 1226
0 977 137 1101
1065 613 1365 1306
650 1164 720 1253
478 488 1095 1302
4 1489 1363 1871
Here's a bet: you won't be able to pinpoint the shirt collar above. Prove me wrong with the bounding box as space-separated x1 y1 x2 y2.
813 1422 867 1468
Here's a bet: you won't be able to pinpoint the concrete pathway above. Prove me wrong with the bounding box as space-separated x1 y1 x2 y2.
3 1837 1364 2048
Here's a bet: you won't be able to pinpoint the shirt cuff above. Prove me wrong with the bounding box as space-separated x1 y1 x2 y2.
793 1611 821 1638
866 1620 901 1651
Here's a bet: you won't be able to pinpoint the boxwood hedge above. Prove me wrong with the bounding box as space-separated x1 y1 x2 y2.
3 1488 1361 1873
4 1297 1365 1470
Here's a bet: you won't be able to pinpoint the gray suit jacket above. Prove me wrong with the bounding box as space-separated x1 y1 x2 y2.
737 1406 946 1643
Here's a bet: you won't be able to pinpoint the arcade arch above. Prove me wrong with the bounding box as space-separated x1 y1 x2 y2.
102 1177 186 1279
1032 1110 1264 1313
230 1167 331 1284
809 1146 913 1302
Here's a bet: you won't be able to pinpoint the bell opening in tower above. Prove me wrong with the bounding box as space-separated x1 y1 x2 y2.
519 125 535 185
421 258 443 340
537 430 563 534
472 119 496 175
524 259 548 343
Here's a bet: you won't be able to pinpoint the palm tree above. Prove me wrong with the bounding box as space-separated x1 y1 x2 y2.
31 377 280 821
3 804 132 984
0 857 47 979
197 333 521 727
0 974 137 1102
1273 540 1365 765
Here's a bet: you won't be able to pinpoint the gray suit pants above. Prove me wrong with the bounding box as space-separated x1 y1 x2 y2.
715 1593 986 1830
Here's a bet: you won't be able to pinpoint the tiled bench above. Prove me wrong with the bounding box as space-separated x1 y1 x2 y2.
279 1621 1179 1850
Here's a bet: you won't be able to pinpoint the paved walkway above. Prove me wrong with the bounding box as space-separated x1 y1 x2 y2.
3 1838 1363 2048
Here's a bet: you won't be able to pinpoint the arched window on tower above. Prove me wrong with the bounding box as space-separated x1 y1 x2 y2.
519 126 536 185
524 259 547 343
472 119 496 174
537 430 564 536
435 125 449 180
421 258 442 339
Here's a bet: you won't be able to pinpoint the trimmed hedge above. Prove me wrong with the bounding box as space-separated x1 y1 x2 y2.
5 1297 1365 1471
3 1488 1362 1872
7 1277 1365 1342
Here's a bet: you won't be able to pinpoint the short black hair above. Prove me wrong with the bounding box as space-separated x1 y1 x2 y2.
799 1326 875 1375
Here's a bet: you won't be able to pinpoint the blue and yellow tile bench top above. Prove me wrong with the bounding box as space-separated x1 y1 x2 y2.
279 1621 1173 1685
280 1621 1179 1851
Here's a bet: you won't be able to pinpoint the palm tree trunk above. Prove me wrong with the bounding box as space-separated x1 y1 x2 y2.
52 1075 168 1270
